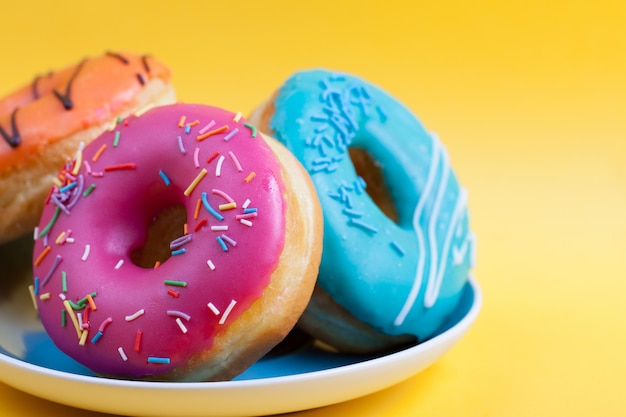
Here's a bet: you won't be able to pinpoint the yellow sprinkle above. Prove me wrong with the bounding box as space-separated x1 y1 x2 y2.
28 285 38 311
55 231 67 245
218 202 237 211
39 292 51 301
244 171 256 183
233 112 243 123
63 300 82 339
71 146 83 176
183 168 208 197
79 329 89 346
52 177 63 188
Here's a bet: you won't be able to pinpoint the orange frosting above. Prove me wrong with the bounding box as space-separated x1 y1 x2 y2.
0 52 171 172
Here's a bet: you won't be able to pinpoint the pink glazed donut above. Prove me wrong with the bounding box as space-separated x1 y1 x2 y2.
31 103 322 381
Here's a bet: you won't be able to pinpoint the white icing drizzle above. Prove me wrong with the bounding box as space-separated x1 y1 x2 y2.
425 140 451 302
394 136 441 326
394 133 470 324
424 188 467 307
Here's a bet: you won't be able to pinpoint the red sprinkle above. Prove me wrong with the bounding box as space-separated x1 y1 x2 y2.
82 307 91 329
104 163 137 172
134 330 143 352
206 151 220 164
44 186 55 205
167 289 180 298
194 218 208 232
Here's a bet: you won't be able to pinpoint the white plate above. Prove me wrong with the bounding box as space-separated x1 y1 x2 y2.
0 236 481 417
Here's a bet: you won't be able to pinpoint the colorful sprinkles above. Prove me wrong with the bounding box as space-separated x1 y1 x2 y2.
30 106 279 378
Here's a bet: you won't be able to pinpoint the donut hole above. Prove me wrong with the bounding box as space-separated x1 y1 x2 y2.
349 147 399 223
130 204 188 268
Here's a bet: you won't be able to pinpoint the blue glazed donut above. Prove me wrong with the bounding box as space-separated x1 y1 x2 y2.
250 70 476 353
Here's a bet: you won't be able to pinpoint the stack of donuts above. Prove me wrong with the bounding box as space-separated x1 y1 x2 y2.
0 52 475 381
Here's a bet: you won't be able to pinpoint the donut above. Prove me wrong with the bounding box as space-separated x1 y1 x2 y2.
0 51 175 244
250 70 476 353
30 103 323 381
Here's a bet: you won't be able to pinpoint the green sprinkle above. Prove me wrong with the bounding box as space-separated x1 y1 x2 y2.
164 279 187 287
117 117 123 123
38 206 61 238
77 292 97 306
113 131 121 147
67 292 97 310
61 310 66 327
83 183 96 197
61 271 67 293
243 123 257 138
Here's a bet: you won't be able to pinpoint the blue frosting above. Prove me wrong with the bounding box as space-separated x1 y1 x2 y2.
268 70 475 340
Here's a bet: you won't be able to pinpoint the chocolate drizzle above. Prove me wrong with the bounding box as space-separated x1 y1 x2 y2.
32 76 42 100
3 52 155 150
53 60 86 110
106 51 130 65
0 108 21 148
141 55 151 73
31 72 53 100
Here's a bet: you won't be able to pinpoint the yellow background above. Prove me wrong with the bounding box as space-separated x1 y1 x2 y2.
1 0 626 415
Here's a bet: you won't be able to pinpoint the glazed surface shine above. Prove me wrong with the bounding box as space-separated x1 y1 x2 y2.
0 52 171 170
32 103 286 379
269 70 475 340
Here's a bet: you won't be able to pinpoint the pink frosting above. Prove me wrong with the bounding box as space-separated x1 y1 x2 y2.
32 103 287 379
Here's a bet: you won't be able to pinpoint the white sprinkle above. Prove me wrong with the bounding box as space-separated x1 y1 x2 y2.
125 309 145 321
207 260 216 270
114 259 124 269
66 237 75 243
219 300 237 325
77 313 84 329
240 219 253 227
33 227 39 240
81 244 91 261
228 150 243 172
193 147 200 168
242 199 251 209
211 225 229 231
58 293 66 301
118 347 128 361
175 317 188 334
215 155 225 177
207 302 220 315
199 120 216 134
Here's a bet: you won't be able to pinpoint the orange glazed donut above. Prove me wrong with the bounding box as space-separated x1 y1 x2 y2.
0 51 175 244
31 103 323 381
